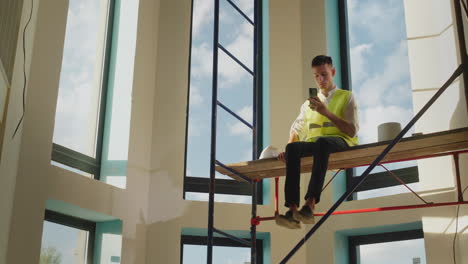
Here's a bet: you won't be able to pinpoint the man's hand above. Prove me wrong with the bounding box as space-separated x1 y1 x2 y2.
277 152 286 163
309 96 329 116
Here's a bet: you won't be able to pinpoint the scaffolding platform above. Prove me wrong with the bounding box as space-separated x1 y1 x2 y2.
216 127 468 181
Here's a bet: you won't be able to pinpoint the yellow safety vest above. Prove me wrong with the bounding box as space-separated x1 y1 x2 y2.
304 89 359 146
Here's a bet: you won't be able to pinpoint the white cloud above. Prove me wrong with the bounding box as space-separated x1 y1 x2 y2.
192 0 213 36
189 84 204 106
238 105 253 123
350 43 373 83
355 41 411 108
232 0 254 19
347 0 404 45
229 106 252 136
187 117 205 138
358 105 413 144
191 42 213 79
219 22 254 88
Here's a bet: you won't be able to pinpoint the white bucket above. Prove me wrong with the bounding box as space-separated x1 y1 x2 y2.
378 122 402 142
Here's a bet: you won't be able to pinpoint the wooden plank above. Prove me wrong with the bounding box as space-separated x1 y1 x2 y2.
215 128 468 181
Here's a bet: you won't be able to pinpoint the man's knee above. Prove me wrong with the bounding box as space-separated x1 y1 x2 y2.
285 142 301 154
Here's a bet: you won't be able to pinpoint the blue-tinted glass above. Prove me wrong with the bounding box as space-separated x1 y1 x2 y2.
40 221 89 264
183 244 251 264
186 192 252 204
358 238 426 264
53 0 110 157
100 0 139 189
347 0 418 199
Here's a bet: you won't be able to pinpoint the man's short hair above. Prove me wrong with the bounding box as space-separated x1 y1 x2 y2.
311 55 333 67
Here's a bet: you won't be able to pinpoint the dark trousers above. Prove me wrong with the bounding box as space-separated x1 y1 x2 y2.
284 137 348 208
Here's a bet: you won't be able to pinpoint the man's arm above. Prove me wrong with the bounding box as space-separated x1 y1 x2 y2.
288 132 300 143
309 96 356 137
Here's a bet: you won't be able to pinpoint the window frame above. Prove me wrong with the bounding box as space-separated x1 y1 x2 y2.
183 0 264 204
338 0 420 200
51 0 117 180
348 229 424 264
43 210 97 264
180 235 264 264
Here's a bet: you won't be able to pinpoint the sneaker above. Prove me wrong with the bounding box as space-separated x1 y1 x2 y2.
296 206 315 224
275 210 301 229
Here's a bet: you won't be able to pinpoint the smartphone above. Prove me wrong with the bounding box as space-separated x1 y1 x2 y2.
309 88 318 98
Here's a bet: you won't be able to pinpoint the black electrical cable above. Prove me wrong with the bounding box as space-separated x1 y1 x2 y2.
453 186 468 264
12 0 34 139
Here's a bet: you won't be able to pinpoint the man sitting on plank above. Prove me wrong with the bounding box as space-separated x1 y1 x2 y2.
276 55 359 229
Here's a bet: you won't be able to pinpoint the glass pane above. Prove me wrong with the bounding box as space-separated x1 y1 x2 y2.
183 244 251 264
357 182 421 200
186 192 251 204
347 0 417 197
105 0 139 161
186 0 214 179
100 0 139 188
98 233 122 264
216 107 253 175
354 161 420 199
40 221 89 264
53 0 110 157
218 51 254 112
358 238 426 264
220 0 254 71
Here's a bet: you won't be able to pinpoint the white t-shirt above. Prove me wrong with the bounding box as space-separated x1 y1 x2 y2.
289 86 359 141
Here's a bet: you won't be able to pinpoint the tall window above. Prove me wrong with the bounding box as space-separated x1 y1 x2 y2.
348 229 426 264
181 235 263 264
40 211 95 264
184 0 263 203
52 0 139 188
341 0 419 199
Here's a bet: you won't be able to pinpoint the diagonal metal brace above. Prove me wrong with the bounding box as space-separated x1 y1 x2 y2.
213 228 252 247
216 160 253 183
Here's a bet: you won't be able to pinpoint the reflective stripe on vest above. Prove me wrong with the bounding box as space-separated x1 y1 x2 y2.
304 89 359 146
